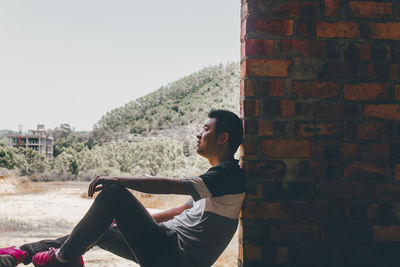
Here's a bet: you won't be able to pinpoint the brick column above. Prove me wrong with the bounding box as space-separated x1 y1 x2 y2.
239 0 400 266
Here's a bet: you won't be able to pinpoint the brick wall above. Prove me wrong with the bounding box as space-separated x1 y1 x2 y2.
239 0 400 266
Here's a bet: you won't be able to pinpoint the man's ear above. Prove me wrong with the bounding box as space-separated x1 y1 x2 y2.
218 132 229 145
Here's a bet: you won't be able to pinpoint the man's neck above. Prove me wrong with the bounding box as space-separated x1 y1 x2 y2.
208 154 234 167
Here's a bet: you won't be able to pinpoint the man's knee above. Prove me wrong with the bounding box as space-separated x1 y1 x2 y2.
102 184 127 195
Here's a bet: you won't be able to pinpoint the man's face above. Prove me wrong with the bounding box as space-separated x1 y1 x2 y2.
196 118 219 158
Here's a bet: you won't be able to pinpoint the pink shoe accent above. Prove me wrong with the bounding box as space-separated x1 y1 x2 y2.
0 246 27 264
32 248 84 267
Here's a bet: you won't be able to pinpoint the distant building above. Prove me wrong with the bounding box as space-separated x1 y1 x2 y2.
8 125 54 160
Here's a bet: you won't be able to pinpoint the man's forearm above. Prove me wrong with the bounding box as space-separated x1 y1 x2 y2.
106 176 189 195
152 204 191 223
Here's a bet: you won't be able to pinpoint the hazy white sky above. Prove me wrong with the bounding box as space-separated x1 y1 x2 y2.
0 1 240 131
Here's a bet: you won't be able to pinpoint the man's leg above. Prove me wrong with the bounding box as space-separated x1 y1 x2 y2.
19 236 68 264
56 184 179 266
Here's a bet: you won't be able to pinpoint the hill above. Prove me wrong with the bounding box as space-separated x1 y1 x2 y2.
95 62 240 138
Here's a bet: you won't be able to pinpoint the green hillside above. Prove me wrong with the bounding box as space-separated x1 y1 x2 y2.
96 62 240 135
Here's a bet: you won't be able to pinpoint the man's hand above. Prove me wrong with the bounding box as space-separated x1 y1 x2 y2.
88 176 116 198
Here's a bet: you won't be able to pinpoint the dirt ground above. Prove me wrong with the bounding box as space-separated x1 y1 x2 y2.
0 178 238 266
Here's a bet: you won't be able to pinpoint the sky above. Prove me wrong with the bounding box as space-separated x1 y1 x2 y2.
0 1 240 132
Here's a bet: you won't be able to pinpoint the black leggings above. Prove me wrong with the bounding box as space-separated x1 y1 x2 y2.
21 184 180 267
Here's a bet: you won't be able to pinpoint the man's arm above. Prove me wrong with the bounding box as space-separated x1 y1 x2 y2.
88 175 188 197
151 203 192 223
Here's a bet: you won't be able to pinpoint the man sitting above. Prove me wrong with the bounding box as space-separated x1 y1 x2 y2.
0 109 245 267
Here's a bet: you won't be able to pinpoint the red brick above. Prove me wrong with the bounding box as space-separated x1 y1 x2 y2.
320 62 356 79
319 181 366 199
349 1 392 19
314 141 340 159
243 119 257 135
341 143 363 160
391 64 400 80
395 164 400 181
270 225 319 242
247 18 294 36
397 3 400 20
366 63 391 80
243 139 258 156
269 80 285 97
344 162 391 180
243 39 274 57
278 40 325 57
246 184 263 200
296 19 314 37
243 59 292 77
241 79 269 96
280 100 295 117
394 84 400 100
295 122 343 138
359 43 372 60
262 140 311 158
240 19 247 41
244 246 262 262
374 226 400 242
273 1 319 18
370 184 400 201
368 204 380 220
242 201 295 220
344 83 391 100
368 23 400 40
242 99 260 117
364 104 400 121
298 160 340 178
346 121 392 141
325 0 340 17
293 81 340 98
317 21 360 38
368 143 390 161
242 160 265 177
314 102 360 120
258 120 274 136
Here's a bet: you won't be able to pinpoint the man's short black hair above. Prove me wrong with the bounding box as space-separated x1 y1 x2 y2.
208 109 243 153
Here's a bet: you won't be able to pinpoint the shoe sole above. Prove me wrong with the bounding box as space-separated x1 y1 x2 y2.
0 254 17 267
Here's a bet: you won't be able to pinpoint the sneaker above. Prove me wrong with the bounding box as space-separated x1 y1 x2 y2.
0 246 27 266
32 248 84 267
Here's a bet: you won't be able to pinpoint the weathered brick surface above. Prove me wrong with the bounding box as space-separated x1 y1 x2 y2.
368 23 400 40
247 18 294 36
278 39 325 57
273 2 319 18
364 104 400 121
270 225 319 242
374 226 400 242
395 84 400 100
318 181 366 199
262 140 311 158
346 121 393 140
349 1 392 19
344 162 391 180
242 201 296 220
243 39 274 57
317 21 361 38
241 1 400 265
295 122 343 138
343 83 391 100
325 0 340 17
293 81 340 98
242 59 292 77
370 184 400 201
